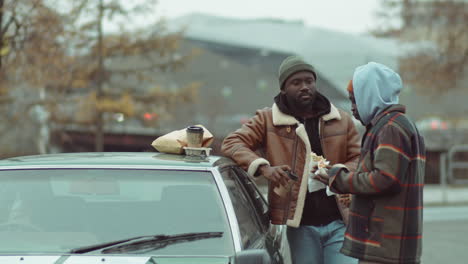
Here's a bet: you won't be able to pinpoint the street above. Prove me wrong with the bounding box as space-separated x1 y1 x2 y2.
280 206 468 264
422 206 468 264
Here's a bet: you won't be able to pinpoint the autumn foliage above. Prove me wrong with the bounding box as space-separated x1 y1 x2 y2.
374 0 468 95
0 0 198 152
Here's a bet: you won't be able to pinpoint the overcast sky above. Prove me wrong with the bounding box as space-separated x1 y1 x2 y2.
155 0 381 34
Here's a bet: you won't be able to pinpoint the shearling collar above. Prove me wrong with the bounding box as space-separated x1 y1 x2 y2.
272 102 341 126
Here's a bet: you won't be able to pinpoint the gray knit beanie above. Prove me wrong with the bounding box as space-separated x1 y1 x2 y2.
278 55 317 89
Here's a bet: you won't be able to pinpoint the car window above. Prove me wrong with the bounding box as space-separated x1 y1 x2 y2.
220 167 263 248
232 167 270 231
0 169 234 255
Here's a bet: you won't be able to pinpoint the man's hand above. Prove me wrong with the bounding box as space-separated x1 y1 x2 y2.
338 194 352 207
258 164 291 187
313 166 330 185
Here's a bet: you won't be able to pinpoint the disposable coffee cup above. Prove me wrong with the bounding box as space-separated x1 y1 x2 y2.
186 126 204 148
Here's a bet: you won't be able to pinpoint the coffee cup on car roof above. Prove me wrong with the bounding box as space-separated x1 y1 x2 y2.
186 126 204 148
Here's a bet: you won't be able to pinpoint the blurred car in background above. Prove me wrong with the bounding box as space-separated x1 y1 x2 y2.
0 152 288 264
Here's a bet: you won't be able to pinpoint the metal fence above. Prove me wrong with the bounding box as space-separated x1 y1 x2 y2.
438 144 468 204
447 145 468 184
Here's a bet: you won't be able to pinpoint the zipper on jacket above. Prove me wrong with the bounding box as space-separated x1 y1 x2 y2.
318 119 325 157
282 131 299 224
316 119 325 212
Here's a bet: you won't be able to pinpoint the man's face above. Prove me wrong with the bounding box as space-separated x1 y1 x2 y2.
281 71 317 109
349 90 363 125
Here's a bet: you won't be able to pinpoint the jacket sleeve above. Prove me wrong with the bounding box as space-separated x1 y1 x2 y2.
328 124 411 195
221 110 270 177
342 112 361 171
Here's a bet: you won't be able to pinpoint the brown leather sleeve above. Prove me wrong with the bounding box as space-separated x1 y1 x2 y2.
342 112 361 171
221 109 270 175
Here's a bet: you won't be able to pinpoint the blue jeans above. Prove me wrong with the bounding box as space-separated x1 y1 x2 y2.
286 220 357 264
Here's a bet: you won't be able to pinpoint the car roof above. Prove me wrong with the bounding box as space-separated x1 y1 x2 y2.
0 152 235 168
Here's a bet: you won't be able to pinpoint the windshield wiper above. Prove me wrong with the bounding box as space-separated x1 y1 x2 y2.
69 232 223 254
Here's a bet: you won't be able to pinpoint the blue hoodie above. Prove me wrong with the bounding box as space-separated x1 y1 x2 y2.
352 62 402 126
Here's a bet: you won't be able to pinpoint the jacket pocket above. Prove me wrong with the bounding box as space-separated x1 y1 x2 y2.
368 216 384 245
267 126 295 139
348 198 382 247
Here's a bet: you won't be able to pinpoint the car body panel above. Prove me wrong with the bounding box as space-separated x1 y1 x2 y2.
0 255 230 264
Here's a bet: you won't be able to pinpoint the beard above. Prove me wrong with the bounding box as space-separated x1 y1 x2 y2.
286 92 316 113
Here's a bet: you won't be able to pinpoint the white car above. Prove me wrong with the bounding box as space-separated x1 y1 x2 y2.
0 152 289 264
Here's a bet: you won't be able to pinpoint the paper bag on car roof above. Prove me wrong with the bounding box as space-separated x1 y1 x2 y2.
151 125 214 154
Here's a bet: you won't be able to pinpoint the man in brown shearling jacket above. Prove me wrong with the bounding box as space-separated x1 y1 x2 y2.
221 55 361 264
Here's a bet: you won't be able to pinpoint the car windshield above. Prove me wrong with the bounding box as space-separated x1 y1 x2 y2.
0 169 233 255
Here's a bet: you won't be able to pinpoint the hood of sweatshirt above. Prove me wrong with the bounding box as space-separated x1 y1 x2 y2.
352 62 402 125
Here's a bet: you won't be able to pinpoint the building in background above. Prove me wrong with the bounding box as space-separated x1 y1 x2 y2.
5 13 466 185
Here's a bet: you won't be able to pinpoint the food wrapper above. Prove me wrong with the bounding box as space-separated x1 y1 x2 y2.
309 153 335 196
151 125 213 154
311 153 328 169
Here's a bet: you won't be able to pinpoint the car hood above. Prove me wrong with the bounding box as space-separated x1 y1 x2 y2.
0 255 230 264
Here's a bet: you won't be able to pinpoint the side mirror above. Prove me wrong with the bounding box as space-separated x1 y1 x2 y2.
234 249 271 264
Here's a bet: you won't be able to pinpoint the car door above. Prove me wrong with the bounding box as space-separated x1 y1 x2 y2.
220 165 284 264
